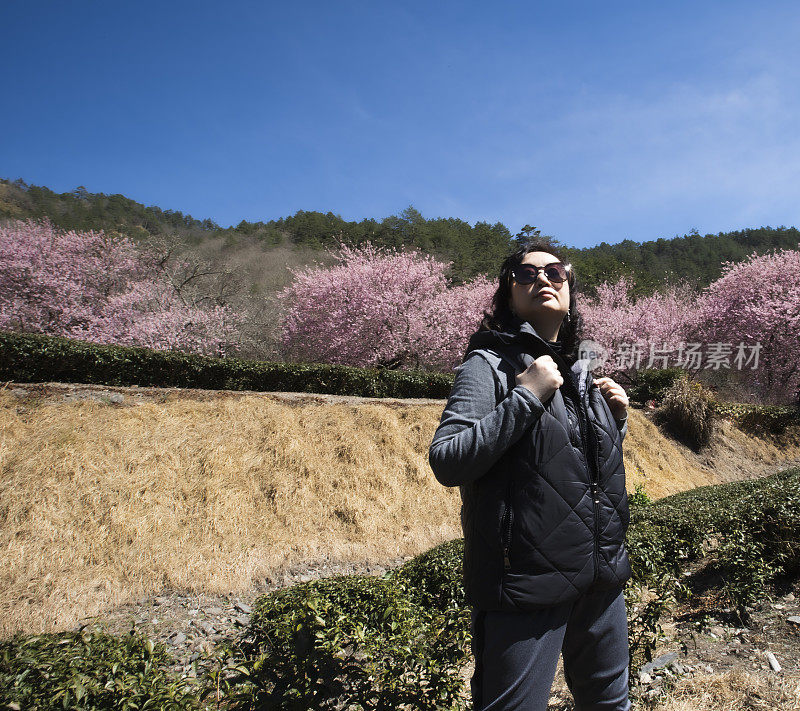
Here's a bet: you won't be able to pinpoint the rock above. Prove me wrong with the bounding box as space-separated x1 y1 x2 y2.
207 606 224 616
710 625 726 637
96 392 124 404
234 601 252 614
787 616 800 626
155 596 169 605
766 651 782 672
234 615 251 627
640 652 678 675
638 672 652 685
784 593 796 602
703 665 714 674
299 575 312 583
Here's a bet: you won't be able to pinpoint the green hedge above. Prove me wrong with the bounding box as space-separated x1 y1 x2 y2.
627 467 800 606
0 330 454 399
0 627 198 710
712 401 800 434
216 574 470 710
391 539 466 612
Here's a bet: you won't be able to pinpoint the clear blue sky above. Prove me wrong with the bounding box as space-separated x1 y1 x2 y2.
3 1 800 248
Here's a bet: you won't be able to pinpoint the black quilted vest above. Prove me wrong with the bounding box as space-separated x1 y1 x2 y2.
460 321 631 610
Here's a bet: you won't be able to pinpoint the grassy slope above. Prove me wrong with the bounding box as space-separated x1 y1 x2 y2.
1 385 799 637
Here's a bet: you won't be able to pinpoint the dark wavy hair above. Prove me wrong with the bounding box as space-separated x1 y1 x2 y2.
479 239 585 364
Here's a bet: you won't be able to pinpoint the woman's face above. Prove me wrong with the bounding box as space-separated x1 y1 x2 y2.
508 251 571 336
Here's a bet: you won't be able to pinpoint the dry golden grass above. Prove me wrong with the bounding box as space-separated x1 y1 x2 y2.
0 392 459 637
621 409 800 499
653 670 800 710
1 388 799 638
545 670 800 710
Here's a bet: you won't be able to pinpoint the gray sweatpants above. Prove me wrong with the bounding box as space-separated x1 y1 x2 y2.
471 585 631 711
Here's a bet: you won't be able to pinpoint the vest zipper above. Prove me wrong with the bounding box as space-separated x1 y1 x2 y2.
501 499 514 570
576 378 601 583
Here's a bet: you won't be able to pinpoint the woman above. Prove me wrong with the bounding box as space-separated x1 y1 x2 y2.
428 240 632 710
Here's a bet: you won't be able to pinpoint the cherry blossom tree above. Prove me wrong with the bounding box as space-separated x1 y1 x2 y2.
0 219 242 356
690 246 800 404
419 275 495 370
580 276 701 373
278 241 493 371
580 247 800 404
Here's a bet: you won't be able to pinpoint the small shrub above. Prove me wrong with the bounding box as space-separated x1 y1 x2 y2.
628 367 684 404
714 527 781 624
625 573 686 679
391 538 465 612
627 482 651 508
653 374 715 450
0 626 197 710
222 574 470 710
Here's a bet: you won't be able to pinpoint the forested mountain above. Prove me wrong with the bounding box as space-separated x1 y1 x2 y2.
2 177 798 296
563 225 800 297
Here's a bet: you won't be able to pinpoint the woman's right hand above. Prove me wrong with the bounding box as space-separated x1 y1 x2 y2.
516 355 563 403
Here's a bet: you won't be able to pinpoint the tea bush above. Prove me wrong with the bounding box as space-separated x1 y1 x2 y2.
0 330 455 398
628 467 800 622
391 538 465 612
621 467 800 665
0 626 198 710
713 401 800 435
216 574 470 710
625 572 685 675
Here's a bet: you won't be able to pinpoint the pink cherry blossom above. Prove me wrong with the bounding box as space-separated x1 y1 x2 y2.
278 241 493 371
0 219 241 356
690 245 800 403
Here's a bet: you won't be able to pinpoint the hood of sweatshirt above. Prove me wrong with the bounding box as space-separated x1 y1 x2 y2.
463 315 595 401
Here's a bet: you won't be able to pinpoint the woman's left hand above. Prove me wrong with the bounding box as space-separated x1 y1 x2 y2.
594 377 629 421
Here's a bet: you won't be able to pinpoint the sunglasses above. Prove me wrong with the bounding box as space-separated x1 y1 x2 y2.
510 262 570 285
